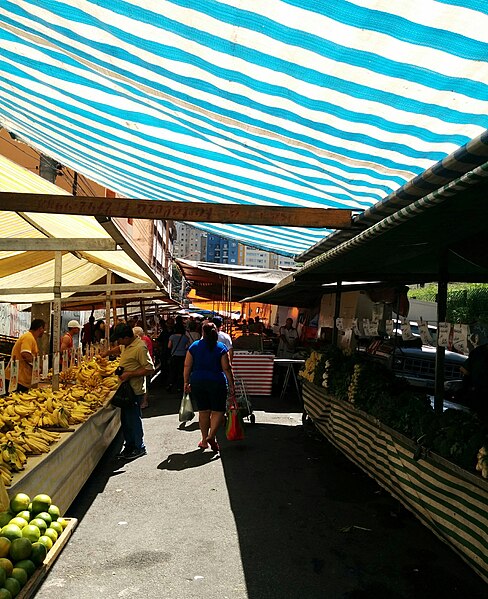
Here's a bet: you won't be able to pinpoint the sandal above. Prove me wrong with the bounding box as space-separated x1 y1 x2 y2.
207 438 220 452
198 441 208 449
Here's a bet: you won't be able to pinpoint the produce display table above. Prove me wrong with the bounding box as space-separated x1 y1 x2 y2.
232 353 275 396
8 402 120 513
302 380 488 584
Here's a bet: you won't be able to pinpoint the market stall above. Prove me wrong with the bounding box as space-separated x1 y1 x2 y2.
302 380 488 583
8 402 120 514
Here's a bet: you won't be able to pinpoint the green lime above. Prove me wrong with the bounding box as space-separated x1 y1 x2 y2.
37 536 52 551
28 519 46 534
47 505 60 521
21 525 40 543
29 543 46 567
49 521 63 536
13 560 35 578
6 520 25 532
0 515 12 529
4 576 20 597
56 517 68 529
0 539 10 560
0 527 21 543
8 495 30 516
0 588 11 599
35 512 51 527
30 495 51 516
43 528 57 543
0 558 13 576
10 569 27 588
15 512 30 523
8 538 31 562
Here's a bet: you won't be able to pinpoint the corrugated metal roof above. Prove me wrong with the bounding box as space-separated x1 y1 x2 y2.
2 1 488 256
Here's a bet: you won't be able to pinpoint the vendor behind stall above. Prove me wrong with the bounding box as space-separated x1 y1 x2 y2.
5 319 45 392
277 318 299 358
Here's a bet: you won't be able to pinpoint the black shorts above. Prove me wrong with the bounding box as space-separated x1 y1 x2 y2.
191 380 227 412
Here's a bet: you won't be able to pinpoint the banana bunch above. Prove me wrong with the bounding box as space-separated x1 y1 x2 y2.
0 462 12 487
4 426 60 456
76 360 104 387
94 355 120 376
102 375 119 390
59 367 77 383
0 440 27 472
51 407 71 428
66 404 92 424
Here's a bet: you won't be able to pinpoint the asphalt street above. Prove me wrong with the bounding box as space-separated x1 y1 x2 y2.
34 380 487 599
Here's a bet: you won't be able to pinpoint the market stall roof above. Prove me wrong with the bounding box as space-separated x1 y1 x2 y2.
244 160 488 303
2 2 488 257
242 276 394 308
295 163 488 285
176 259 293 301
0 153 169 303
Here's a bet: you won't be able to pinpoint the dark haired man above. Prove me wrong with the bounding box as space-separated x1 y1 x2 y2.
102 324 154 460
5 319 45 391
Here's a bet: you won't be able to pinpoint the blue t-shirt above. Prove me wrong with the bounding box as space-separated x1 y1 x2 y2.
189 339 228 384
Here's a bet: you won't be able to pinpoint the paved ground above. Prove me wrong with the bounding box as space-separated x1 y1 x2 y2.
35 380 487 598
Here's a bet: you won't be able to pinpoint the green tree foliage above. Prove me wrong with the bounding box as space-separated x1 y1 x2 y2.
409 283 488 323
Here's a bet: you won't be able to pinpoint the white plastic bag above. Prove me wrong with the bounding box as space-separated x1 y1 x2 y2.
179 392 194 422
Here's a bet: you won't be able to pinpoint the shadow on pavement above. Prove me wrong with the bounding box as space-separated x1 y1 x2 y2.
157 448 220 471
217 419 488 599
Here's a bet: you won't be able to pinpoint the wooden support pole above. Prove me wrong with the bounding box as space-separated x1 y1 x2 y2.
52 252 62 391
0 193 352 229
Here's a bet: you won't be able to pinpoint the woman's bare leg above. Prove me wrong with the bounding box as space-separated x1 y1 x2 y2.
198 410 211 447
207 411 224 444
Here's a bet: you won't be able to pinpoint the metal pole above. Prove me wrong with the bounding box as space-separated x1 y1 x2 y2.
332 280 342 347
434 252 448 414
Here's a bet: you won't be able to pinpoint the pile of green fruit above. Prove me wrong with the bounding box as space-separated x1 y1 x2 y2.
0 492 67 598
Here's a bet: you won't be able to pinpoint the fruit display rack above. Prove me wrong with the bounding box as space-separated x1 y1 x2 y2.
17 517 77 599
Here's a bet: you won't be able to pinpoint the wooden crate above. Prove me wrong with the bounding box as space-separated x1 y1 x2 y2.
17 517 78 599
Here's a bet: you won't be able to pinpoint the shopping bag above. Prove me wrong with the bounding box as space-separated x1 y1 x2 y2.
225 397 245 441
179 392 194 422
111 381 138 409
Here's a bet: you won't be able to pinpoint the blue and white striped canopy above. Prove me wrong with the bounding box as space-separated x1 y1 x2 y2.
1 1 488 256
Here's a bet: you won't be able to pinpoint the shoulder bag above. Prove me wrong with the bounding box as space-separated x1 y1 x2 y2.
111 381 138 409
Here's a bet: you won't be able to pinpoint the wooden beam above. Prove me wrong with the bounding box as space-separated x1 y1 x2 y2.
0 193 352 228
0 282 158 295
0 238 117 251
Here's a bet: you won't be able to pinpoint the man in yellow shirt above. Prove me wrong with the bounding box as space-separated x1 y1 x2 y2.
102 324 154 461
5 319 46 392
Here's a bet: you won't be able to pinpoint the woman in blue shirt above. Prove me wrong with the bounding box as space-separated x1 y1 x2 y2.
184 322 235 452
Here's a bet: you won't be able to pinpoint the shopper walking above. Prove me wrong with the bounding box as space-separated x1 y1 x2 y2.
183 322 235 452
166 321 190 392
102 324 154 460
213 316 233 362
133 326 154 409
5 319 45 392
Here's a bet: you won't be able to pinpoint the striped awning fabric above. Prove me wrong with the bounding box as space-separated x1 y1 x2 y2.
1 1 488 256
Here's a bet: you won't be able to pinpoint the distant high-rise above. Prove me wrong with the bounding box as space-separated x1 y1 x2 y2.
206 234 238 264
238 245 296 269
173 223 206 261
